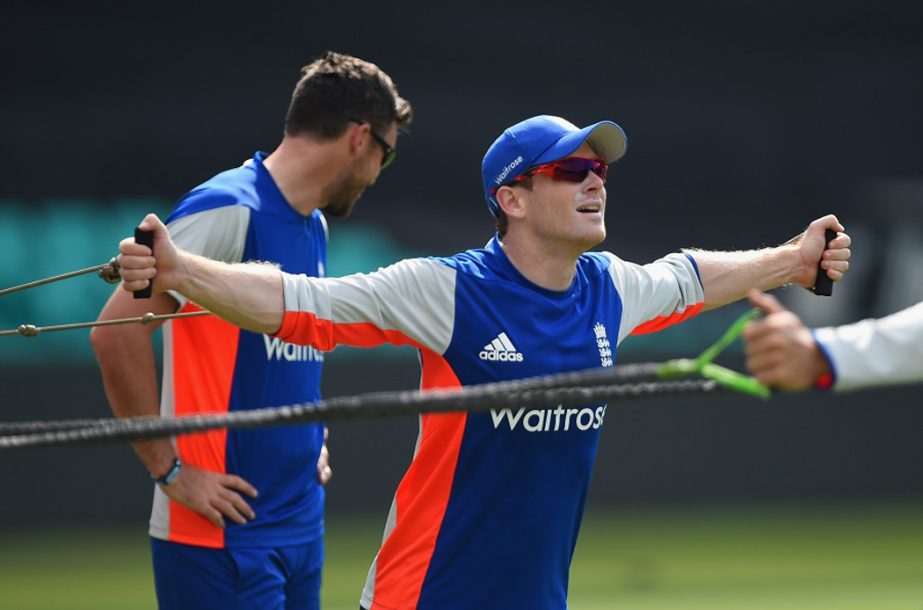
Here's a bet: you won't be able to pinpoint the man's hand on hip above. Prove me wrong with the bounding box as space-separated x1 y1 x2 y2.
163 463 259 529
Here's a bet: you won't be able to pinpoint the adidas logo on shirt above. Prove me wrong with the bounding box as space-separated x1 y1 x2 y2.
479 332 524 362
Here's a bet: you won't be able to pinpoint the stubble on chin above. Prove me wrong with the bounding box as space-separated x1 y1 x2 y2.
322 169 366 219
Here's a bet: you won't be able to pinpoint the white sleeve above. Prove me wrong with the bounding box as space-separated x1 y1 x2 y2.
604 252 705 344
166 206 250 306
814 301 923 392
275 258 457 355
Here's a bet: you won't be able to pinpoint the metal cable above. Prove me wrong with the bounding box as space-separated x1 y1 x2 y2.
0 365 726 450
0 259 121 297
0 310 211 337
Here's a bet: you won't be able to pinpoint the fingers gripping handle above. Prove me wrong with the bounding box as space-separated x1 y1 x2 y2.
133 228 154 299
813 229 837 297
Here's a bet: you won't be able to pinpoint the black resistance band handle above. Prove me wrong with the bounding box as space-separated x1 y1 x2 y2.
133 227 154 299
813 229 837 297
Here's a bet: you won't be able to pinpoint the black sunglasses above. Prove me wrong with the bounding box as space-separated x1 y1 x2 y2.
349 118 396 169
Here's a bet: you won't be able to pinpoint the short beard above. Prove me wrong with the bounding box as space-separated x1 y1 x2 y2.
321 159 374 219
321 173 365 219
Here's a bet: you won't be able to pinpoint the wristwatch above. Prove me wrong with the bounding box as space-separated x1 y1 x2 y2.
152 457 182 487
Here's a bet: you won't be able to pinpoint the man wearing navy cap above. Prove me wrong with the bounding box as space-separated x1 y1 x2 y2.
117 114 852 610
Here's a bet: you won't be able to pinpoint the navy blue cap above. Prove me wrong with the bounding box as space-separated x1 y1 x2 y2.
481 115 628 216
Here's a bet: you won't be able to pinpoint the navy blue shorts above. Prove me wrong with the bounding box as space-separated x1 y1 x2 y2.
151 537 323 610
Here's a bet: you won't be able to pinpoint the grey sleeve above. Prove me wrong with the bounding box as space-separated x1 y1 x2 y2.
166 206 250 306
277 258 457 355
604 252 705 344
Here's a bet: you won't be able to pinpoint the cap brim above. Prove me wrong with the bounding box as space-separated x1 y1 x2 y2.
533 121 627 165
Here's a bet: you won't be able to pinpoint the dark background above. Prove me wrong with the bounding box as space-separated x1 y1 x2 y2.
1 0 922 527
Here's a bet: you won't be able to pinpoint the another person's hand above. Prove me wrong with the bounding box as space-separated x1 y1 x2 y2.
742 290 832 391
162 463 259 528
118 214 180 295
317 427 333 485
786 215 851 288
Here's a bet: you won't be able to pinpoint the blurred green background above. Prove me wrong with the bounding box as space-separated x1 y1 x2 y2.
2 503 922 610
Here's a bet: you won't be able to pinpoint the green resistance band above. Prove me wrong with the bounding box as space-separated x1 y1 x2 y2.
658 309 771 399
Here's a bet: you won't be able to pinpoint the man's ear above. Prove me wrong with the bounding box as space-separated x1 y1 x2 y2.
496 185 528 221
347 122 369 156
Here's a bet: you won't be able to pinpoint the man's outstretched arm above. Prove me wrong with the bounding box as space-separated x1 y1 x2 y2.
120 213 453 357
687 215 851 310
119 214 285 334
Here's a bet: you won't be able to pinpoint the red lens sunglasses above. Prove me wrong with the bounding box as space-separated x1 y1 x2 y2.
513 157 608 185
489 157 608 197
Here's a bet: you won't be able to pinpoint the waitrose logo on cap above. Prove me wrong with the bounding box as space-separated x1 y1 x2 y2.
494 155 524 186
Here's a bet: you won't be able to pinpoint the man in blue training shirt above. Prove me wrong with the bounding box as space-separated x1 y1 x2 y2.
91 51 412 610
116 114 851 609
